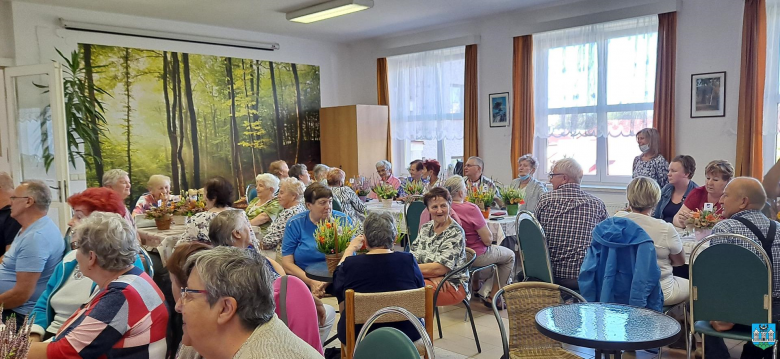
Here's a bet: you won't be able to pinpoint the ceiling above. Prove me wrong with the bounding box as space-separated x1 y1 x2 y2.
9 0 567 42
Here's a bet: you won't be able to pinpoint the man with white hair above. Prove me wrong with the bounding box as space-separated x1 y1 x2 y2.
535 158 608 290
0 173 21 258
369 160 401 199
1 180 65 324
463 156 503 207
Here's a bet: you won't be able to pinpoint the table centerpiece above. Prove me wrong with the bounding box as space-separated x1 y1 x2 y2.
314 217 360 274
467 185 496 219
686 208 721 241
372 183 398 208
499 185 525 216
144 199 177 230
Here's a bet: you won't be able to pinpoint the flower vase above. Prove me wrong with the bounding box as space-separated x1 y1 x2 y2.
694 227 712 242
381 198 393 208
481 210 490 219
506 204 519 216
325 253 341 274
155 215 172 230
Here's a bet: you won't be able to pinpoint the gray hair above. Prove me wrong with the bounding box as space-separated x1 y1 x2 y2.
517 154 538 170
313 164 329 178
74 211 139 271
375 160 392 171
208 209 246 247
364 212 397 249
147 174 171 190
102 169 129 188
443 175 466 196
186 247 274 330
0 172 13 192
21 180 52 212
552 158 583 184
467 156 484 170
279 177 305 201
255 173 280 193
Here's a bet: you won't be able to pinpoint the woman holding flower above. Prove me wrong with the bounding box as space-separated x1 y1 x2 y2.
246 174 282 233
510 154 548 212
673 160 734 228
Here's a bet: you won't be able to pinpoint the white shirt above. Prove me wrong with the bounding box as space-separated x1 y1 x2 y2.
47 251 95 335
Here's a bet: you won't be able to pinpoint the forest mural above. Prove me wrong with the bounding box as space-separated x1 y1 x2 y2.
80 43 321 203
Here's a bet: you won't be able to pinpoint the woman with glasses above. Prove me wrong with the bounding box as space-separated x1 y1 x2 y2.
28 212 168 358
29 188 147 343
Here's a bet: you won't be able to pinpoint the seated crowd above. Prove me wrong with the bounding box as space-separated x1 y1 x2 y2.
5 126 780 358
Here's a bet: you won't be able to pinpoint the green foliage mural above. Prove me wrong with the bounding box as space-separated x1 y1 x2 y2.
79 44 321 203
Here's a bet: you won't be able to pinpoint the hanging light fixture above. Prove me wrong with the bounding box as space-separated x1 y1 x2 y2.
286 0 374 24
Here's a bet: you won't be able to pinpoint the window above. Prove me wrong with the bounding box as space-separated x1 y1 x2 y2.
764 1 780 171
533 16 659 185
387 47 465 176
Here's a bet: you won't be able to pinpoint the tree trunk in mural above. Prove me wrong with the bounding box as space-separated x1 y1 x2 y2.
172 52 189 191
253 61 265 172
225 58 244 191
269 61 283 158
83 44 104 184
164 52 181 193
241 59 258 174
122 48 133 184
182 53 201 188
291 63 304 163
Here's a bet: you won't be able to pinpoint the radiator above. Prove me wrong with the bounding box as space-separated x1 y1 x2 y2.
604 202 628 214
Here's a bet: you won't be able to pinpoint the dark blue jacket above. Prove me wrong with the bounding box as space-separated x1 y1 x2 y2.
578 217 663 312
653 180 698 220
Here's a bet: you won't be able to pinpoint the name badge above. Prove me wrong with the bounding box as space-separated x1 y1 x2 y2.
703 203 714 212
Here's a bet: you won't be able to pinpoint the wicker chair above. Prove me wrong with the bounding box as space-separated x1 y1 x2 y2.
343 286 435 359
492 282 586 359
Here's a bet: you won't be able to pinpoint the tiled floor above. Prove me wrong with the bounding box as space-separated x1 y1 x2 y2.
321 296 749 359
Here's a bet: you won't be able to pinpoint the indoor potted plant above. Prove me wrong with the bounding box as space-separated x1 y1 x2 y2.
686 208 721 241
144 199 177 230
500 185 525 216
401 179 425 198
467 185 496 219
372 183 398 208
314 217 360 274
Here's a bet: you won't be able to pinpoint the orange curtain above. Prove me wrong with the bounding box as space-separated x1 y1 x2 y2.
653 12 677 162
736 0 767 179
377 58 392 162
464 44 479 160
510 36 534 178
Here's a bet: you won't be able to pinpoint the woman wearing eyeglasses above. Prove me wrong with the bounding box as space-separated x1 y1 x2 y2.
28 211 168 359
29 188 147 344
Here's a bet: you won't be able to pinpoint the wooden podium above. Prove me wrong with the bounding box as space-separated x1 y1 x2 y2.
319 105 388 179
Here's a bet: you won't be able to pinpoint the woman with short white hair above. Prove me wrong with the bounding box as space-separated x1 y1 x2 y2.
263 178 307 252
246 173 282 232
369 160 401 199
102 169 132 202
132 174 179 216
510 154 548 212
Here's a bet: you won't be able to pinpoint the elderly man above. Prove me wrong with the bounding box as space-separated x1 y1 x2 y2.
704 177 780 359
536 158 608 290
177 247 321 359
313 164 330 185
369 160 401 199
289 164 312 186
1 180 64 323
0 173 21 258
463 156 503 207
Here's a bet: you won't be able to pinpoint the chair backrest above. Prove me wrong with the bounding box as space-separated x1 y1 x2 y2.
353 327 420 359
514 210 553 283
344 286 434 359
494 282 586 356
332 197 343 212
690 234 772 327
355 307 435 359
246 184 257 203
404 196 426 247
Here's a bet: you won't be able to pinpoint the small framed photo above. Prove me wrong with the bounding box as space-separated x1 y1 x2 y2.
691 72 726 118
489 92 510 127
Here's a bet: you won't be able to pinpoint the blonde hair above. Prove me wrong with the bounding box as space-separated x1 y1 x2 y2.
637 128 661 156
705 160 734 182
147 175 171 190
278 177 305 202
626 176 661 212
443 175 466 196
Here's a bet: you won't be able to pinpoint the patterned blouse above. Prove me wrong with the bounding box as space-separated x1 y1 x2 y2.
178 209 259 248
411 219 468 291
331 187 366 225
633 154 669 188
263 203 307 250
246 197 283 234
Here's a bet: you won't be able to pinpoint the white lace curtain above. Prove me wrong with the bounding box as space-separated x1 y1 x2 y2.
533 15 659 139
387 46 465 141
763 0 780 167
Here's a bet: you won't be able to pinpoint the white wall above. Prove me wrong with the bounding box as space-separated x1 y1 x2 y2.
0 1 14 62
339 0 745 192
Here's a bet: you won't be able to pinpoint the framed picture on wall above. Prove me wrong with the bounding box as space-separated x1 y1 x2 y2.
691 72 726 118
489 92 510 127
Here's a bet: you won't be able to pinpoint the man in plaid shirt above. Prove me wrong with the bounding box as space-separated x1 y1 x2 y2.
535 158 608 290
704 177 780 359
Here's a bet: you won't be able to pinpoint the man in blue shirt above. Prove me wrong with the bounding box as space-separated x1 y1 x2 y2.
1 180 65 324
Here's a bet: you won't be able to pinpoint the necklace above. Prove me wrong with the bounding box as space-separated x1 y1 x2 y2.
73 264 84 280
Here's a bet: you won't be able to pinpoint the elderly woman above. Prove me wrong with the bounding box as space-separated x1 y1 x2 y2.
132 174 179 216
246 174 282 231
328 212 425 347
412 187 468 306
263 178 307 252
209 209 285 276
29 188 148 342
510 154 548 212
673 160 734 228
269 160 290 179
313 164 330 185
633 128 669 188
28 212 168 358
398 160 427 198
102 169 132 203
327 168 366 226
167 241 212 359
422 159 442 189
616 177 687 306
289 164 312 185
653 155 698 223
368 160 401 199
443 176 514 307
179 177 257 246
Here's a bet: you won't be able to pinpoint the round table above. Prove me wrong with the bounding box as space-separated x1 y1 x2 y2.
535 303 680 358
304 261 333 283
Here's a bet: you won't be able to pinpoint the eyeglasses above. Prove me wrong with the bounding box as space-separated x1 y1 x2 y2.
9 196 30 201
464 164 479 168
180 287 208 302
548 173 564 180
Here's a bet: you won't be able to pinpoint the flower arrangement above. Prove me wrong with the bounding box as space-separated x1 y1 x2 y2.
315 217 360 255
500 185 525 206
0 306 33 359
467 185 496 211
372 183 398 200
144 199 177 220
350 177 371 197
174 190 206 217
686 209 721 229
402 180 426 197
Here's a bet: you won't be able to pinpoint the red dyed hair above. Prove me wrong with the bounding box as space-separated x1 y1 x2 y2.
67 187 127 217
423 159 441 178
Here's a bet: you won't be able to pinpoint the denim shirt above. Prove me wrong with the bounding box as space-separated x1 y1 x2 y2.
652 180 698 220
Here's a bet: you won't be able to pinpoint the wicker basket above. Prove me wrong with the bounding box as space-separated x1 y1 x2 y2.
154 215 172 230
325 253 341 274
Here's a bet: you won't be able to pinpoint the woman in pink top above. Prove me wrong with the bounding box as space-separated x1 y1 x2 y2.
442 175 515 308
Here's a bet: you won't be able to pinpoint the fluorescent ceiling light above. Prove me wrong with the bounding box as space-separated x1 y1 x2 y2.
60 19 280 51
287 0 374 24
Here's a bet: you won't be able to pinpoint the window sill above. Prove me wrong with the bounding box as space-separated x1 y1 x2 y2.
541 182 627 194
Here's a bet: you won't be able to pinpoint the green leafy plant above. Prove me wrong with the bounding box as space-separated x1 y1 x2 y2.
402 180 425 196
500 185 525 206
372 183 398 200
466 184 496 211
314 217 360 255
